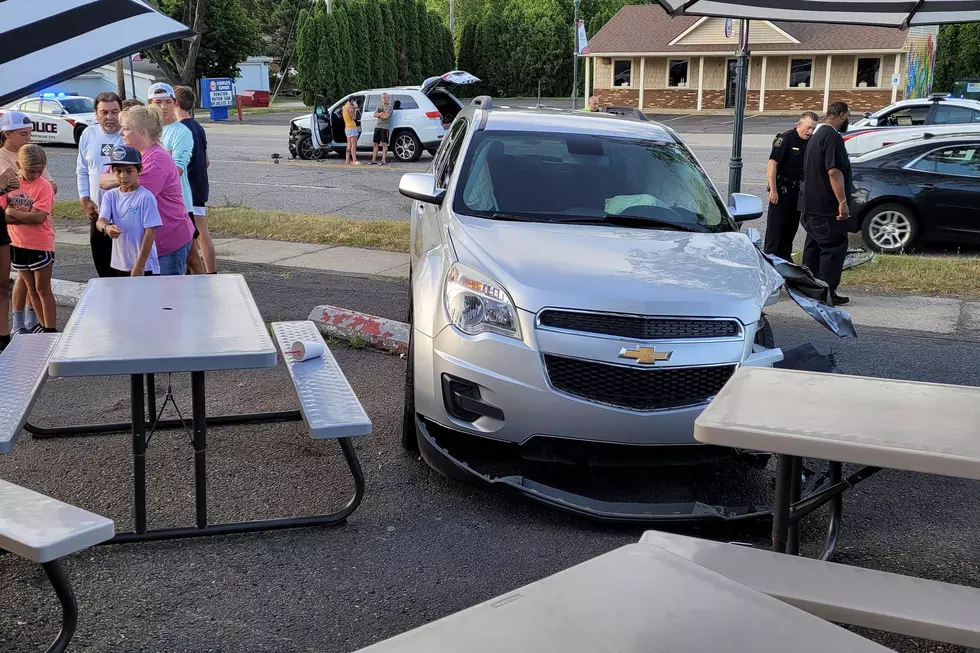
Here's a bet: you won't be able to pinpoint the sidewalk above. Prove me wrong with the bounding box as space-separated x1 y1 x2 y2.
51 221 410 278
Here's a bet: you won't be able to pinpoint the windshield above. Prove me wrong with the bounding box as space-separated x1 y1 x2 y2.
453 130 733 232
59 98 94 114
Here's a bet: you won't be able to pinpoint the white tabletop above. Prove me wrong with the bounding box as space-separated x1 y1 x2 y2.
355 544 892 653
695 367 980 480
48 275 278 377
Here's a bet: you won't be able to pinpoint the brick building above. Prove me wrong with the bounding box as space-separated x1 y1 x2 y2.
585 6 932 114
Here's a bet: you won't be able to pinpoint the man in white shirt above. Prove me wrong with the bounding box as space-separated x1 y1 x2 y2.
77 92 124 277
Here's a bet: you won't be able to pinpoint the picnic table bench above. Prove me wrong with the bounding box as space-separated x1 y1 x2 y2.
1 333 116 653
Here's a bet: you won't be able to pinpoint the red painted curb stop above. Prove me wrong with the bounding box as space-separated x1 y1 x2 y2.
308 305 410 356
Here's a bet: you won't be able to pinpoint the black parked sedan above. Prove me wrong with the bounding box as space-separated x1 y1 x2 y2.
849 135 980 253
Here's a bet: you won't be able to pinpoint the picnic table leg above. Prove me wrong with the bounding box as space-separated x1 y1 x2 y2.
772 454 793 554
787 457 803 555
146 373 157 421
131 374 147 534
41 560 77 653
191 371 208 529
820 461 843 561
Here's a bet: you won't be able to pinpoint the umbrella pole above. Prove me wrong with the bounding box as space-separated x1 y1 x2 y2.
728 19 750 195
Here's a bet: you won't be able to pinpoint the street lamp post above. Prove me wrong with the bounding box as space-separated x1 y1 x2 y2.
728 19 750 195
572 0 581 110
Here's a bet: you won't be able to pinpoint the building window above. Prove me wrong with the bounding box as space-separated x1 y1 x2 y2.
789 58 813 88
613 60 632 87
855 57 881 88
668 60 689 88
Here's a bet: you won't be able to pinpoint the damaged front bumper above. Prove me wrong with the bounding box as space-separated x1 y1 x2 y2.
415 416 772 525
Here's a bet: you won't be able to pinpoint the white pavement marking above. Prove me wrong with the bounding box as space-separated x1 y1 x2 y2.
211 180 339 190
766 294 964 335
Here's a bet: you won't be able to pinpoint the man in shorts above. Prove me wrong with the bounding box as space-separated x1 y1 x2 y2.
173 86 215 273
371 92 393 165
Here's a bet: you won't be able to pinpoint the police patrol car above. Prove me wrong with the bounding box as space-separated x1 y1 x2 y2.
0 93 98 145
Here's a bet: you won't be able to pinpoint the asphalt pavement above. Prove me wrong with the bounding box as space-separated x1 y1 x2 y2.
2 245 980 652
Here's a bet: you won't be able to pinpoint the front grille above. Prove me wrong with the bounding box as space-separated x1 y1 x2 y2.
544 355 735 412
538 311 739 340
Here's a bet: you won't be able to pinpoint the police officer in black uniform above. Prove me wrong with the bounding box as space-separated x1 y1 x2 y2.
764 111 819 261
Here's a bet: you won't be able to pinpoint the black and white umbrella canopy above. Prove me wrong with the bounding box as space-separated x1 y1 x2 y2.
0 0 194 107
657 0 980 28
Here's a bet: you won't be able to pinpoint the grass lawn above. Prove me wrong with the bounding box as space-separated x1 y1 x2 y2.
54 201 409 253
841 253 980 298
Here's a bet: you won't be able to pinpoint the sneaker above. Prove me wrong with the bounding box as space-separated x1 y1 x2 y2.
13 327 30 336
830 292 850 306
30 323 46 334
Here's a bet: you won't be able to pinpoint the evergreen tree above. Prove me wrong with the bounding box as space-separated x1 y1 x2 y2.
389 0 411 83
333 8 357 96
380 1 401 86
320 9 342 100
457 19 478 78
437 16 456 73
296 9 317 105
403 0 423 83
417 2 434 76
347 2 372 90
365 0 388 89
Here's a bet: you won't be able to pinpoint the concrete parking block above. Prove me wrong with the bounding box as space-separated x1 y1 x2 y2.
212 238 328 265
309 304 409 355
767 294 963 334
281 247 409 276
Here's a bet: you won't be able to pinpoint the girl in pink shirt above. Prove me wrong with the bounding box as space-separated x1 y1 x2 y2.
111 105 193 275
1 144 57 332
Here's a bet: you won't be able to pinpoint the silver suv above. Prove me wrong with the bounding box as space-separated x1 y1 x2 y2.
399 98 785 520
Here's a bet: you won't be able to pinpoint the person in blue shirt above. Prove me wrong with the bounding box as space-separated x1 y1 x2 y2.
174 85 215 273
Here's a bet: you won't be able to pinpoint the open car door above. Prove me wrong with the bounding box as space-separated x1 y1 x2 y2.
309 94 332 150
420 70 480 96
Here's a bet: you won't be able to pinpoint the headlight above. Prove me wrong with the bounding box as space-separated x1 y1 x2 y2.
445 263 521 339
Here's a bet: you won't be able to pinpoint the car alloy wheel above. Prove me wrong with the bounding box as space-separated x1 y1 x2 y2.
297 134 323 160
866 208 913 253
393 134 418 162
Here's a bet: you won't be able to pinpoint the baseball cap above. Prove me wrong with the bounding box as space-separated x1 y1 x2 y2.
0 111 34 132
147 82 175 101
107 145 142 167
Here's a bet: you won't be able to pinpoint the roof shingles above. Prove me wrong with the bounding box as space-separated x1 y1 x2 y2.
588 5 908 54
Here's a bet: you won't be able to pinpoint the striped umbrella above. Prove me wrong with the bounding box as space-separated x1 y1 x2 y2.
656 0 980 27
0 0 193 107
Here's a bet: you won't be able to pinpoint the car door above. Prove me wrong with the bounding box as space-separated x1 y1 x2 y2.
359 94 381 148
309 95 333 150
906 143 980 238
32 100 63 143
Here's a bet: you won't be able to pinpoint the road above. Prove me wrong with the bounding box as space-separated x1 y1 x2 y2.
1 245 979 652
41 109 781 225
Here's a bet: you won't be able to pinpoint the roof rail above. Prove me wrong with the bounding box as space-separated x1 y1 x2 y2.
602 105 650 121
471 95 493 110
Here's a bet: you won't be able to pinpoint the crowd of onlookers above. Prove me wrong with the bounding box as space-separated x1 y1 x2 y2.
0 83 213 353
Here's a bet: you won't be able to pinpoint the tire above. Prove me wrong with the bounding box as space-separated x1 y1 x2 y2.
426 148 439 157
392 131 422 163
754 315 775 349
73 124 87 146
861 202 919 254
401 283 419 452
295 133 324 160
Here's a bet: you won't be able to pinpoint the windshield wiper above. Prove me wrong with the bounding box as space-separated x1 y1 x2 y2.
549 214 703 232
490 212 544 222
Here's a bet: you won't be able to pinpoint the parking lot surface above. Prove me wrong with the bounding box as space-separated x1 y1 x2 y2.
1 245 979 652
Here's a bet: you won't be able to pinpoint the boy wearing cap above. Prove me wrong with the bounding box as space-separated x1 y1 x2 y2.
95 146 162 276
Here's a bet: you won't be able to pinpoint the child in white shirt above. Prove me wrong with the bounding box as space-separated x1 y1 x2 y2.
96 146 162 276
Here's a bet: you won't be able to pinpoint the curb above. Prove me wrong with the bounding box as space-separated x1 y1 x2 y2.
9 273 85 309
309 304 410 356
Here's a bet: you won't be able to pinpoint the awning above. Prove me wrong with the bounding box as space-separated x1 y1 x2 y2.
0 0 194 107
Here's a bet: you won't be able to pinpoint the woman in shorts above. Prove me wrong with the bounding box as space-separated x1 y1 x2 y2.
343 98 361 166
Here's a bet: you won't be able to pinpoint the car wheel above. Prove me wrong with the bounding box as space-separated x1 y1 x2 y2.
296 133 323 160
754 315 775 349
401 284 419 452
392 131 422 163
73 124 87 146
862 203 919 254
426 148 438 157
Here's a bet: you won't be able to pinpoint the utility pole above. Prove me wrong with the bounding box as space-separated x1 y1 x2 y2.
115 59 127 100
128 55 137 100
572 0 580 110
449 0 455 38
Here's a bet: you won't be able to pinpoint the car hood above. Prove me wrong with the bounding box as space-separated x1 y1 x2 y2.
449 216 783 325
290 114 311 130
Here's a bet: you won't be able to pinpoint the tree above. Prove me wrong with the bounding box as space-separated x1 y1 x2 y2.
402 0 423 82
296 7 319 104
146 0 205 86
321 8 343 99
346 2 372 90
417 1 435 77
333 7 357 96
457 19 478 76
435 14 456 72
934 24 980 93
380 1 401 86
365 0 388 89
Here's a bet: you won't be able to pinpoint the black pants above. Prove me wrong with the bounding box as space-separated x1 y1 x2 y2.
802 213 848 292
90 222 114 278
764 192 800 262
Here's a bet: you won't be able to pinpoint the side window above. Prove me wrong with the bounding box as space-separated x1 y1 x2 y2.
393 94 419 110
40 100 60 114
911 146 980 177
933 105 976 125
435 119 468 189
21 99 41 113
363 94 380 113
882 106 928 127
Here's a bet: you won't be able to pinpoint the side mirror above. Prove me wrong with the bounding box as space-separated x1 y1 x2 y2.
864 112 873 118
866 117 879 127
399 173 445 205
729 193 764 223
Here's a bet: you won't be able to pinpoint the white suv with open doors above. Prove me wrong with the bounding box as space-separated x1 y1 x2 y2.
289 71 479 162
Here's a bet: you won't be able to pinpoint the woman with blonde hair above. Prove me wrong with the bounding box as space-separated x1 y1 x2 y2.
104 104 193 274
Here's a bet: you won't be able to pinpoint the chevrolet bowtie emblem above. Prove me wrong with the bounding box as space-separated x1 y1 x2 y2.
618 346 672 365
